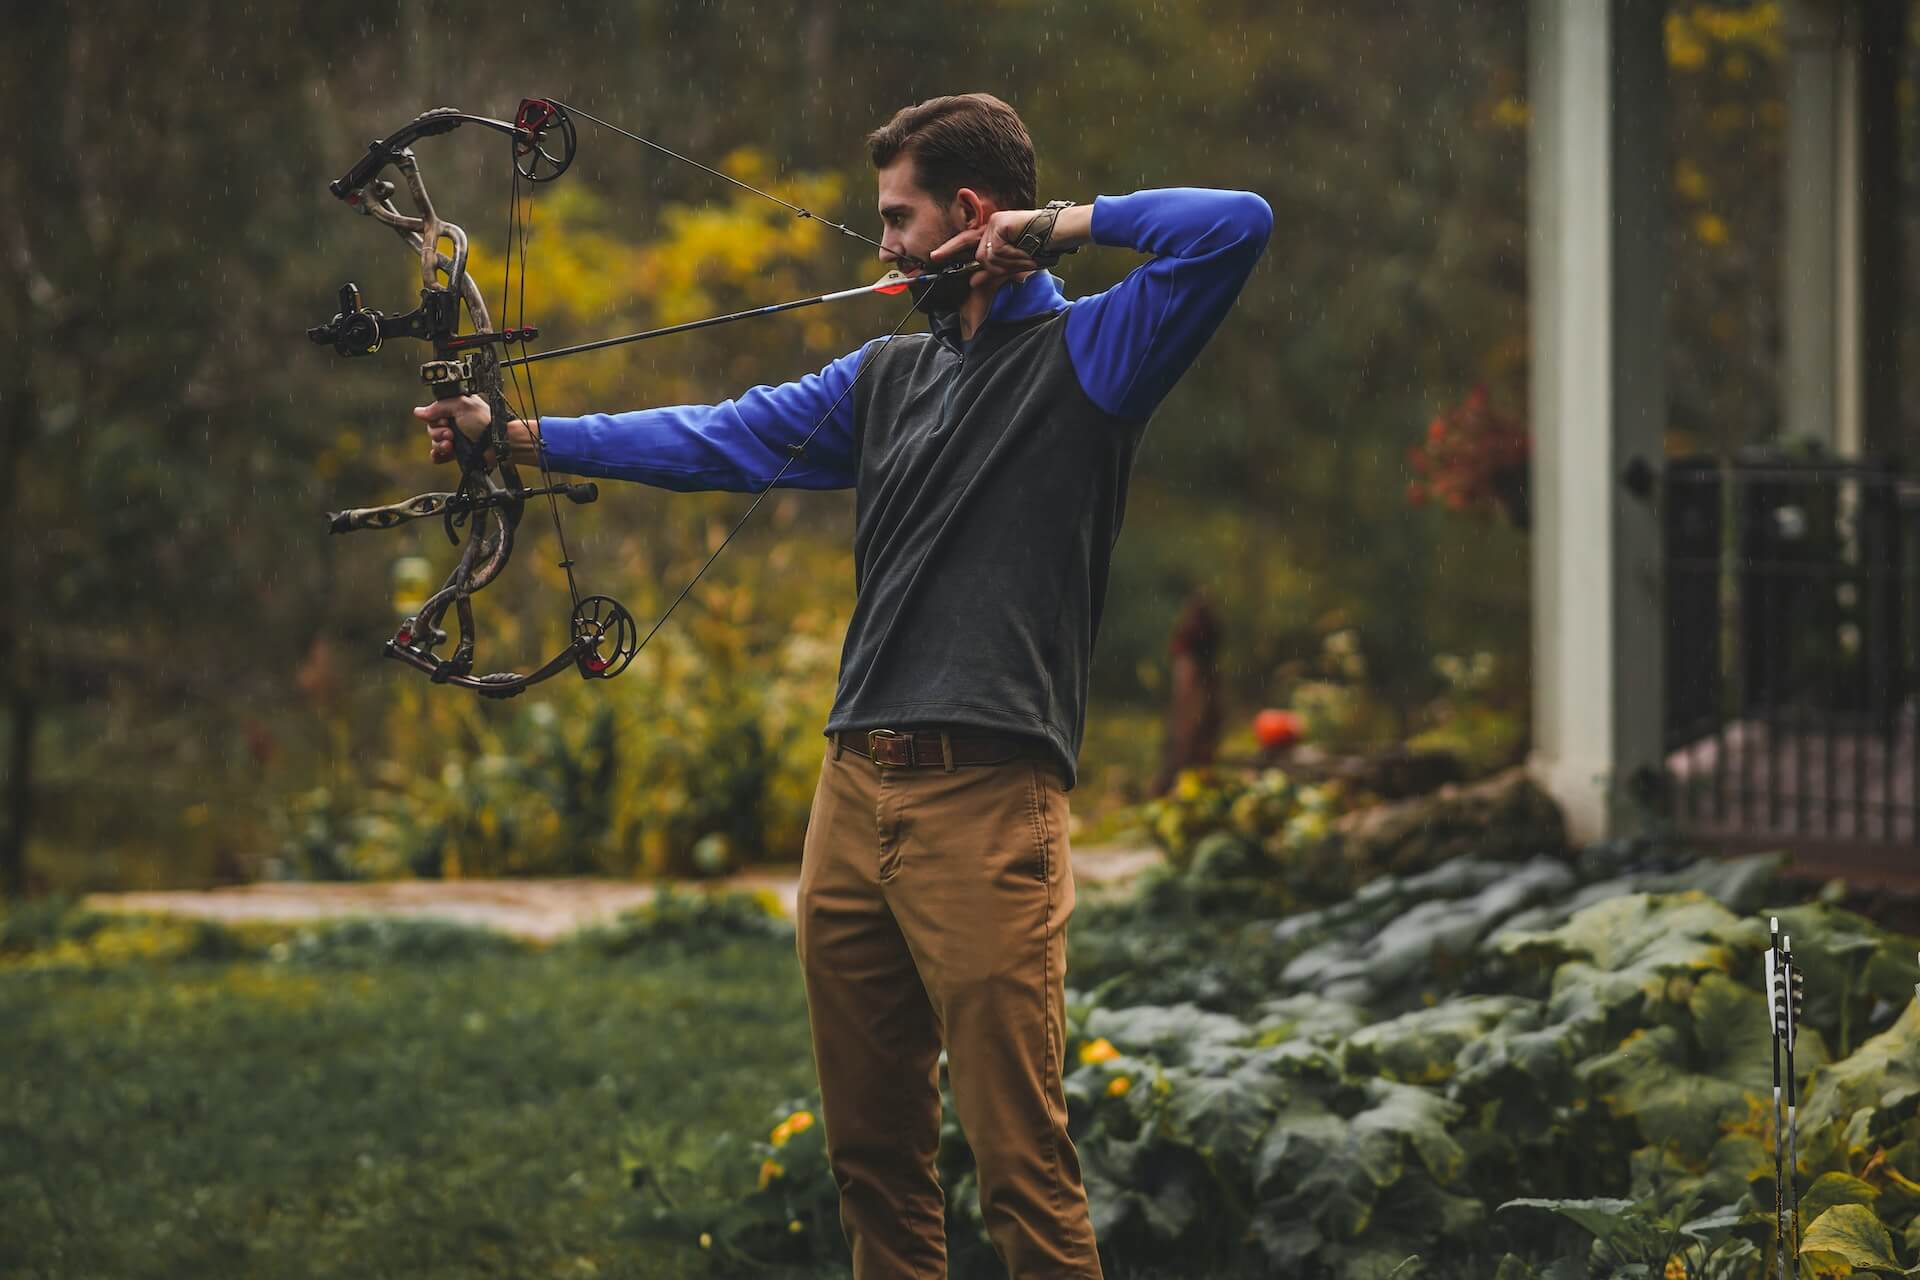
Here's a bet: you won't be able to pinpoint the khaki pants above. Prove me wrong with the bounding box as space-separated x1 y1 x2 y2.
796 742 1104 1279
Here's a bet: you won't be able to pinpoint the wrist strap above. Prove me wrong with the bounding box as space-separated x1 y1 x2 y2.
1014 200 1078 267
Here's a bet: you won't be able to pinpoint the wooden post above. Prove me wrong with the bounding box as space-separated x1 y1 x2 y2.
1153 593 1224 794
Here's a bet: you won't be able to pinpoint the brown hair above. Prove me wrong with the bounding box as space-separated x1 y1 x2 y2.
866 94 1037 211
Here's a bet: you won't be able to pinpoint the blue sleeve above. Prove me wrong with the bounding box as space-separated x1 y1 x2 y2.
1064 189 1272 421
534 341 877 492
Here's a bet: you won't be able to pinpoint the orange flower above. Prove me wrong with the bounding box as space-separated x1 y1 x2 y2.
1078 1038 1119 1066
1107 1075 1133 1097
770 1110 815 1147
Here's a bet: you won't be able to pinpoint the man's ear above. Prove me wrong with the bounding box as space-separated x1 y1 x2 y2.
950 186 991 230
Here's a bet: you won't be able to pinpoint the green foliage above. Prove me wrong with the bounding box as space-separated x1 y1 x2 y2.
0 896 252 970
269 916 529 969
1800 1202 1920 1277
8 856 1918 1278
561 885 795 959
667 845 1920 1277
18 1 1546 893
269 566 847 882
0 911 819 1279
629 1098 842 1268
1138 767 1350 906
1404 650 1528 776
1498 1193 1760 1280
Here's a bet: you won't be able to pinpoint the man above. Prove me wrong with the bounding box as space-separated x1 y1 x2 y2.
420 93 1268 1278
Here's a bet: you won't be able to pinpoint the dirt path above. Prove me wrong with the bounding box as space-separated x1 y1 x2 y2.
83 845 1164 943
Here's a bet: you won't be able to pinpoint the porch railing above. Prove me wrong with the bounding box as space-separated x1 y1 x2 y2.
1662 453 1920 857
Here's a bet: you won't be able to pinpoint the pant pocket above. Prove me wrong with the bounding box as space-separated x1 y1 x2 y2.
1027 764 1053 882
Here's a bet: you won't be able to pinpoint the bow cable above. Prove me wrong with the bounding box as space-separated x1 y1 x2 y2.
549 100 930 270
496 103 950 665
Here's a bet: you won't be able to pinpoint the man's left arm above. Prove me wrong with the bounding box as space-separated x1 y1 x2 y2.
1041 189 1271 422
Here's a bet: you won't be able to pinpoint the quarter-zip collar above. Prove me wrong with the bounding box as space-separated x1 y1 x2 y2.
929 270 1070 352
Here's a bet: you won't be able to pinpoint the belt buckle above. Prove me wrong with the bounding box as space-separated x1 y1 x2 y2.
867 728 912 768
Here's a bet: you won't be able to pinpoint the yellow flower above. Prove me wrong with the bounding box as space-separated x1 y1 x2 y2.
698 1233 712 1250
788 1219 806 1234
1666 14 1708 70
1674 161 1708 202
1078 1038 1119 1066
1664 1255 1687 1280
1491 97 1529 129
771 1110 815 1146
758 1159 785 1188
1694 213 1729 246
1107 1075 1133 1097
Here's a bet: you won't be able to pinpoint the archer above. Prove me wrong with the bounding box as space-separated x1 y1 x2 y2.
420 93 1269 1278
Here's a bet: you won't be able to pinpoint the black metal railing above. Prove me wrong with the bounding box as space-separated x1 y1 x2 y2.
1663 453 1920 854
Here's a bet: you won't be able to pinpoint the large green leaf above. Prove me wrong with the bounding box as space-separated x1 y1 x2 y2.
1280 859 1579 1005
1494 893 1764 1021
1254 1079 1465 1244
1499 1197 1641 1243
1798 1000 1920 1140
1493 1252 1537 1280
1799 1202 1919 1275
1452 989 1606 1118
1580 1024 1750 1159
1085 1002 1250 1065
1256 1097 1356 1195
1314 1242 1426 1280
1379 1165 1486 1240
1354 1081 1467 1185
1161 1050 1291 1169
1250 1213 1324 1270
1683 966 1831 1125
1078 1120 1207 1244
1878 1139 1920 1218
1256 1095 1383 1236
1798 1171 1882 1227
1766 905 1920 1045
1254 992 1369 1046
1343 994 1533 1084
1695 1132 1772 1211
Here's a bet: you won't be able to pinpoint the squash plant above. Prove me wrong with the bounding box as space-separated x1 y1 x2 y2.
637 848 1920 1279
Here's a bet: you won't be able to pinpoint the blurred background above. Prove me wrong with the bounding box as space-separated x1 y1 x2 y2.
4 0 1912 895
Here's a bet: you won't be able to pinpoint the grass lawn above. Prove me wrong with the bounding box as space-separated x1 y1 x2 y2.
0 914 837 1279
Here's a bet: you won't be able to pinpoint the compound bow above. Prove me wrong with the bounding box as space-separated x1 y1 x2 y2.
309 98 970 699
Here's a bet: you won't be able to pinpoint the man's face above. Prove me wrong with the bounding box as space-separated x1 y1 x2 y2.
874 156 967 274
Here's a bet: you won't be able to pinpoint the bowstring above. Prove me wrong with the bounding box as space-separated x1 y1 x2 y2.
549 99 929 271
499 153 584 619
625 296 924 660
496 102 936 663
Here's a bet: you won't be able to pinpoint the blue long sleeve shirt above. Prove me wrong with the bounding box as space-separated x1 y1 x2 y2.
540 188 1271 784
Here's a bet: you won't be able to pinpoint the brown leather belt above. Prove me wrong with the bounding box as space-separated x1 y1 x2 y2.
836 727 1047 770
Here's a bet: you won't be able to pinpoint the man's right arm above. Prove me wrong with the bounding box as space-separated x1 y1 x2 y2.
530 340 879 492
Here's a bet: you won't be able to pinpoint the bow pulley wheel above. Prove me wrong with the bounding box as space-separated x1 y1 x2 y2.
512 99 576 183
572 594 638 679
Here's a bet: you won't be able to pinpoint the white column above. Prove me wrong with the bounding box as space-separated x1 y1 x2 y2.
1527 0 1668 842
1783 0 1853 451
1782 0 1903 456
